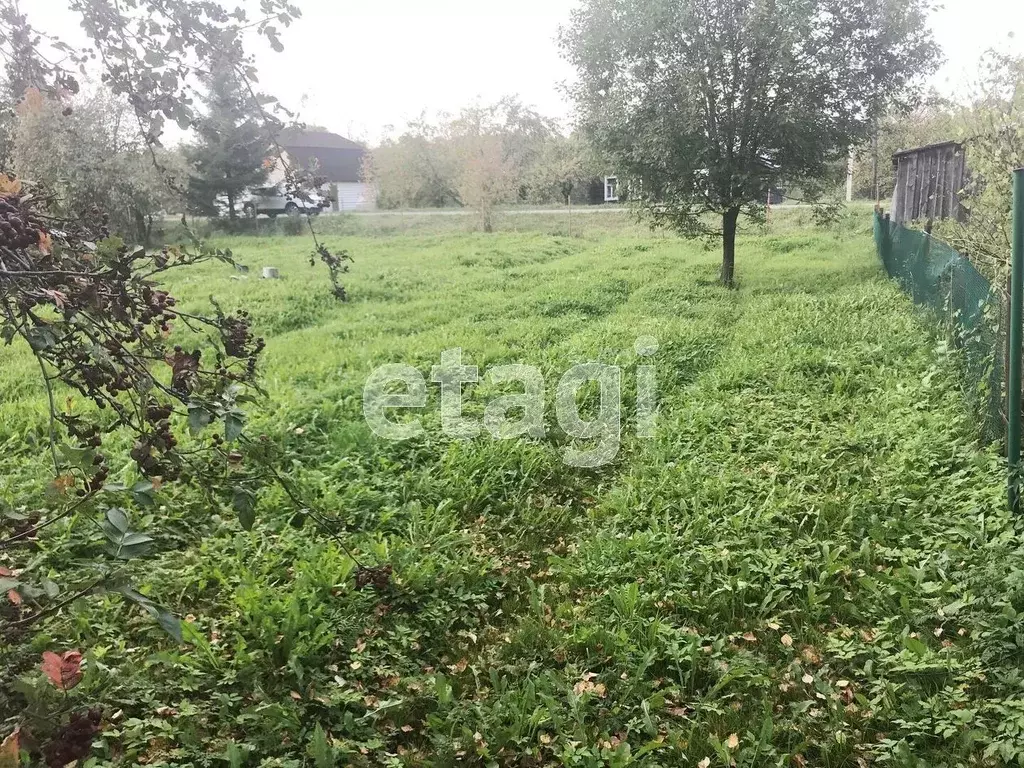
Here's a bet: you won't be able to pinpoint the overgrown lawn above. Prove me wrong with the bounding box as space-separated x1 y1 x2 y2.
2 214 1022 767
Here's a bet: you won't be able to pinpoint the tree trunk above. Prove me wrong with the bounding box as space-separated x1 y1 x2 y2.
132 208 152 248
721 206 740 287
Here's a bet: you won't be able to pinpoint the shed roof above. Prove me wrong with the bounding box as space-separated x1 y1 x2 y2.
278 128 366 183
891 140 962 160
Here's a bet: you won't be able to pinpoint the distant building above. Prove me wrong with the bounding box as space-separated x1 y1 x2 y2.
271 128 375 211
603 175 619 203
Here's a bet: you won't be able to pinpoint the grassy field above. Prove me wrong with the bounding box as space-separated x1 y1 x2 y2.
2 210 1023 767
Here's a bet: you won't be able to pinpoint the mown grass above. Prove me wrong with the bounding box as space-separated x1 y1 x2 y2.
2 210 1023 767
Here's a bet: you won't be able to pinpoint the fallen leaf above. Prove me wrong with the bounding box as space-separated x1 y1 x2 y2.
52 474 76 495
767 620 781 630
726 733 739 750
698 758 711 768
6 589 20 606
836 679 850 688
0 726 20 768
38 230 53 255
41 650 83 690
781 633 794 647
802 673 814 684
400 725 413 733
0 175 22 197
573 680 594 696
289 691 302 700
742 631 757 642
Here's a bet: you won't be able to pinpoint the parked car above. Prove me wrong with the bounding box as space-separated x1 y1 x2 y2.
215 186 328 218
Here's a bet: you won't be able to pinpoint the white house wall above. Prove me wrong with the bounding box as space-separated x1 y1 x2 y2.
334 182 375 212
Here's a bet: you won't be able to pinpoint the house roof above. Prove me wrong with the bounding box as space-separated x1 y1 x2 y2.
278 128 366 183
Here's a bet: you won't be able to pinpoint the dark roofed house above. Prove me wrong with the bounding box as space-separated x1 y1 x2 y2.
273 128 374 211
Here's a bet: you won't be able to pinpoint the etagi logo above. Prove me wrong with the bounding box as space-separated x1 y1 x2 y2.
362 336 658 468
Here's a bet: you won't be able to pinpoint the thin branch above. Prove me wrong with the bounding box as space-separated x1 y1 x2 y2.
8 575 106 629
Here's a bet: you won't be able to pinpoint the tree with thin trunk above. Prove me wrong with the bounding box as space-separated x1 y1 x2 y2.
560 0 939 285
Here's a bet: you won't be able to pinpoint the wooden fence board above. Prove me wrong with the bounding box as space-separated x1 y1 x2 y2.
891 140 966 224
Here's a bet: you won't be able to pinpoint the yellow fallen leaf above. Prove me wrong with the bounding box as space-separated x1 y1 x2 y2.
698 758 711 768
0 175 21 197
0 726 21 768
836 679 850 688
781 633 793 647
38 230 53 255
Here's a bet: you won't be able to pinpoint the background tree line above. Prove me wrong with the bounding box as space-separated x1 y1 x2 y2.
0 64 278 243
362 97 609 231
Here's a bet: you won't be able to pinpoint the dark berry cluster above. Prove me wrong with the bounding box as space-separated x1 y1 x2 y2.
168 346 201 394
0 195 42 252
218 310 265 381
41 708 102 768
129 399 180 479
0 196 43 251
140 285 177 333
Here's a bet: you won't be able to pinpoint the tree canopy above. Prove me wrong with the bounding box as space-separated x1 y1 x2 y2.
561 0 940 284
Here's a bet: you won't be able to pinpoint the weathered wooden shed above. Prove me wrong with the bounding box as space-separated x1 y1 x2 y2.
890 140 967 225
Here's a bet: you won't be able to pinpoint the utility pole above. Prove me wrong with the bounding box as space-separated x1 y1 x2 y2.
871 130 879 202
846 147 855 202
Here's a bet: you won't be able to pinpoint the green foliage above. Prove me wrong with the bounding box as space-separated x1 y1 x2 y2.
562 0 939 282
12 88 184 245
949 52 1024 276
2 211 1022 765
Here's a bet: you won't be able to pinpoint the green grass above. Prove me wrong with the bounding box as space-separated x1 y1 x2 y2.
2 210 1023 767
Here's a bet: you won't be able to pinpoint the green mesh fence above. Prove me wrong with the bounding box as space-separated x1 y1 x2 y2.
873 211 1005 444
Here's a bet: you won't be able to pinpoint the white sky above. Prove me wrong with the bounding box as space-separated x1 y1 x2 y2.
26 0 1024 144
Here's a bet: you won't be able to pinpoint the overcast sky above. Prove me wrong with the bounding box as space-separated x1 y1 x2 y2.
29 0 1024 144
